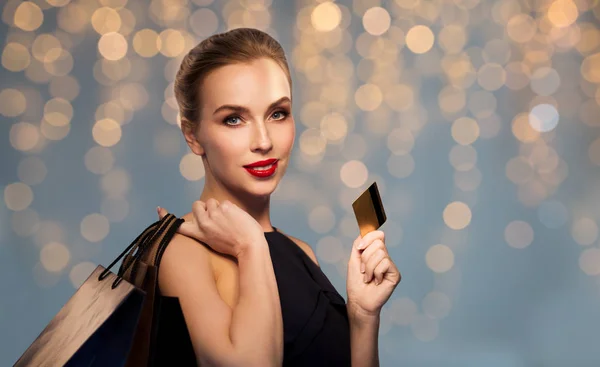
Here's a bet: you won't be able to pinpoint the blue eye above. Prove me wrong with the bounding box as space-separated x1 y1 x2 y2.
223 116 241 126
272 110 289 120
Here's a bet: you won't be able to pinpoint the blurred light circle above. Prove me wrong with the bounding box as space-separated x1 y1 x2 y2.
443 202 472 230
93 118 122 147
451 117 480 145
85 146 115 175
406 25 434 54
449 145 477 172
133 29 161 58
0 88 27 117
505 220 534 249
362 7 390 36
179 153 205 181
311 2 341 32
530 67 561 96
69 262 97 288
426 244 454 273
2 42 31 72
98 32 128 61
537 200 568 229
529 103 559 132
14 1 44 31
340 160 368 188
4 182 34 211
299 128 327 156
40 242 71 272
80 213 110 242
579 248 600 276
571 217 598 246
100 168 131 197
101 197 130 222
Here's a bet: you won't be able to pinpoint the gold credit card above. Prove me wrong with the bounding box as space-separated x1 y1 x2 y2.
352 181 387 237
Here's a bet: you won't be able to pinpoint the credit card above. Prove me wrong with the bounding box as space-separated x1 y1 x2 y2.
352 181 387 237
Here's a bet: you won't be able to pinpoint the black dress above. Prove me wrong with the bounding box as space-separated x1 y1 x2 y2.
152 228 352 366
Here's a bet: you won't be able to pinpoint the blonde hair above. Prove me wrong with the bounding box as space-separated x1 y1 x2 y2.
174 27 292 127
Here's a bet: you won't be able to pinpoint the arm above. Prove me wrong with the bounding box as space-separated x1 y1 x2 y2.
159 233 283 367
347 311 380 367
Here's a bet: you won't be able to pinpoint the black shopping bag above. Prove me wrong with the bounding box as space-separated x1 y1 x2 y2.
13 265 145 367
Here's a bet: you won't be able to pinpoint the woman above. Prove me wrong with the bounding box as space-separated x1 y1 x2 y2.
153 27 401 367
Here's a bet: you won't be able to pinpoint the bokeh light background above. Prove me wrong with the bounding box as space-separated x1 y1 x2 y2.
1 0 600 365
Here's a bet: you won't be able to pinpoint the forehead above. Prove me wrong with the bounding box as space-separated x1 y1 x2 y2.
200 58 291 113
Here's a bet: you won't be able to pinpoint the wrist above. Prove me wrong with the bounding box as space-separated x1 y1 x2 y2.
235 237 268 259
347 305 381 327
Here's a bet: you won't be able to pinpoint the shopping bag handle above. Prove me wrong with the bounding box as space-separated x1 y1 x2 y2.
98 213 178 288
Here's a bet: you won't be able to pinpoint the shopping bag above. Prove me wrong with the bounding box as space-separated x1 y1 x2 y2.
14 213 184 367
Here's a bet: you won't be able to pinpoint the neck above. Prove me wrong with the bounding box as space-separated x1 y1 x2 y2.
199 178 274 233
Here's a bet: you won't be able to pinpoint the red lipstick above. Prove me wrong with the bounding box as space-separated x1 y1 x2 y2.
244 159 278 178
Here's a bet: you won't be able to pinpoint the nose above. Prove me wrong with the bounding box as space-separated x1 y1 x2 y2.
251 121 273 153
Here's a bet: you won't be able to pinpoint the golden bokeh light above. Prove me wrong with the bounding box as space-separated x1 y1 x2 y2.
529 103 559 132
505 220 534 249
512 112 540 143
451 117 480 145
133 29 161 58
384 84 414 112
571 217 599 246
320 112 348 142
92 118 122 147
4 182 34 211
158 29 186 58
355 84 383 111
547 0 579 28
32 34 62 62
426 244 455 273
443 201 472 230
98 32 128 61
179 153 205 181
10 122 40 152
439 86 466 115
2 42 31 72
507 14 537 43
340 160 368 188
69 262 97 289
44 98 73 127
57 3 88 33
362 7 390 36
438 25 467 54
530 67 561 96
0 88 27 117
40 242 71 272
389 297 418 326
477 63 506 91
406 25 435 54
14 1 44 32
92 7 122 35
506 156 534 185
504 62 531 90
80 213 110 242
299 128 327 156
311 2 341 32
579 248 600 276
581 52 600 83
190 8 219 37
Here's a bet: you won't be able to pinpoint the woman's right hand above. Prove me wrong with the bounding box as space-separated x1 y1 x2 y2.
157 199 265 258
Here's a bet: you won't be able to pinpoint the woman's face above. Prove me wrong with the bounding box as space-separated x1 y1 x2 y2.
187 57 295 199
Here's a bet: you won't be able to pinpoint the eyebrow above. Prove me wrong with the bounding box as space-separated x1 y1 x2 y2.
212 96 291 116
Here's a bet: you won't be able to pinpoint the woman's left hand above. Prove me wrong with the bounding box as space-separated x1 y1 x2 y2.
346 230 401 320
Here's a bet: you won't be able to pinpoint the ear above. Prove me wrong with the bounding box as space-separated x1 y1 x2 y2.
181 118 205 156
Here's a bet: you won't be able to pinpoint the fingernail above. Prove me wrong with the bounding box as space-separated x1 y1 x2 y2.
375 280 380 286
157 206 161 213
358 241 364 250
360 263 365 273
363 274 368 283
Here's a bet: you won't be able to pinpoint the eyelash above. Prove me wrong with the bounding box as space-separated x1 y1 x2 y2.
223 110 290 126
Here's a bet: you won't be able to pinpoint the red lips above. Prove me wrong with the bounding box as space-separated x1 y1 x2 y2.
244 158 278 168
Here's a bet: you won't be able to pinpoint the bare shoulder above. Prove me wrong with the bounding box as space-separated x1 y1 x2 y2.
277 229 319 267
